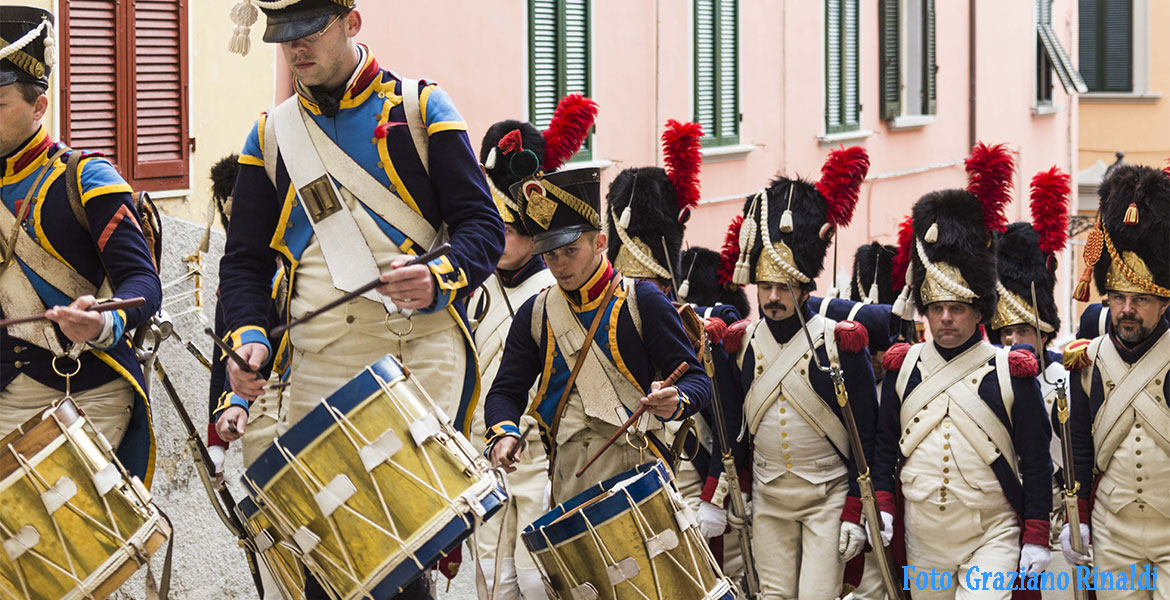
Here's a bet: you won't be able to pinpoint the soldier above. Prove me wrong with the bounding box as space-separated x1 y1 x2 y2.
717 146 877 600
1062 164 1170 598
986 167 1071 556
483 159 712 505
680 245 750 324
0 6 162 484
874 144 1053 600
217 2 504 598
467 94 596 600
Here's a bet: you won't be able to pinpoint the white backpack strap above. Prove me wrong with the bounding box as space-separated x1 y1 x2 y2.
895 343 927 401
531 288 549 347
626 281 643 342
401 78 430 176
263 110 279 185
994 347 1015 425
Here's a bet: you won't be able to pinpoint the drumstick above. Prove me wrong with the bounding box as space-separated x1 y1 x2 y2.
0 297 146 328
576 362 690 478
204 327 259 375
506 423 536 462
269 243 451 338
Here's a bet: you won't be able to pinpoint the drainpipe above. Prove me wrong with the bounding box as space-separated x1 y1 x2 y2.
968 0 976 150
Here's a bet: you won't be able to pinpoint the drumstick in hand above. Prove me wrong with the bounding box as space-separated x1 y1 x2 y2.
576 362 690 478
0 297 146 328
506 422 536 462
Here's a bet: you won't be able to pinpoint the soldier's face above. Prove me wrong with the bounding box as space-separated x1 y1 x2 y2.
280 10 362 89
997 323 1046 350
499 225 535 271
925 301 980 349
0 85 47 157
756 282 808 321
1107 291 1170 344
544 232 605 291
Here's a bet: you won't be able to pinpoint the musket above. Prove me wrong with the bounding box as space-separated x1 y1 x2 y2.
1031 283 1090 598
141 319 266 597
788 285 906 600
701 337 760 599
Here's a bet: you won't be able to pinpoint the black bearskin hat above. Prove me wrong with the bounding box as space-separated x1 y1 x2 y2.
1090 164 1170 297
909 189 1000 321
989 222 1060 342
606 166 685 282
480 120 545 236
210 154 239 230
746 178 830 290
679 246 751 318
849 242 898 305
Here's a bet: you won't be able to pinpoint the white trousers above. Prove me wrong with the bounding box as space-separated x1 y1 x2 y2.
0 374 133 448
751 472 848 600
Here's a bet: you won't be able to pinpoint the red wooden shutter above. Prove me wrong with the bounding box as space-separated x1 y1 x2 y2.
59 0 122 163
127 0 189 190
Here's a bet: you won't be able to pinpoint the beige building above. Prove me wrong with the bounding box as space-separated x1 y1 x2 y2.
1075 0 1166 317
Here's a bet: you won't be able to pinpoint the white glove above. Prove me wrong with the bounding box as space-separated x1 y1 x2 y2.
1019 542 1052 576
838 521 866 563
207 445 226 479
697 501 728 539
1060 523 1092 566
542 480 552 511
879 511 894 547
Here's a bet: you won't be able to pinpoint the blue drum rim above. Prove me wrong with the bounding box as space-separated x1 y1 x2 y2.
237 495 260 519
521 461 672 553
241 354 406 489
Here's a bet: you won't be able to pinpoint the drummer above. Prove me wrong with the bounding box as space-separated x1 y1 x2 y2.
467 95 596 599
483 159 712 504
215 1 503 598
0 6 161 485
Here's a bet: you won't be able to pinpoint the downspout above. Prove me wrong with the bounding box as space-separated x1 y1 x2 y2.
968 0 976 150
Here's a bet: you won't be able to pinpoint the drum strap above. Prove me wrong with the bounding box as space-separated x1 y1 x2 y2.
145 511 174 600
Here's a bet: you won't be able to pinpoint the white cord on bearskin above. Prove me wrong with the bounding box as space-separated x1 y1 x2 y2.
914 238 975 300
760 186 810 285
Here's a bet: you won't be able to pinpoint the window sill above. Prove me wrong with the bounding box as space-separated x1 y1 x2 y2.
887 115 935 130
1032 103 1064 116
567 158 615 170
1080 92 1162 104
148 189 192 200
817 129 874 146
700 143 758 163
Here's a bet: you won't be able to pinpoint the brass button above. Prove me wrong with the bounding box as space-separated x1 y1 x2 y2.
914 417 920 423
971 378 978 384
1136 477 1143 482
13 361 23 369
370 137 378 144
1136 423 1142 429
13 346 22 353
377 161 385 168
346 315 355 324
943 444 950 450
780 420 786 426
1137 463 1143 469
944 433 950 439
800 369 806 375
784 454 790 460
1136 450 1142 456
780 408 786 414
786 463 793 469
781 432 788 438
943 467 950 473
780 396 786 402
906 428 911 434
1137 488 1144 494
782 443 789 450
1136 437 1142 442
943 477 949 484
943 456 950 462
939 506 946 512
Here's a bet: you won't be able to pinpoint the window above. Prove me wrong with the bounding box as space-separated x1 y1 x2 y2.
529 0 591 160
878 0 936 121
826 0 860 134
1037 0 1086 103
1079 0 1132 92
694 0 739 147
59 0 190 192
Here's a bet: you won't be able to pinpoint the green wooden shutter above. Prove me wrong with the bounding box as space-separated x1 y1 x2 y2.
826 0 859 133
843 0 859 128
825 0 842 131
922 0 937 114
879 0 900 120
529 0 591 158
694 0 738 146
1079 0 1132 92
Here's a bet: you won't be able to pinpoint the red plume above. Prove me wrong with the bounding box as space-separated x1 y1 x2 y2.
815 145 870 228
541 94 599 172
1163 157 1170 176
718 214 744 286
1030 166 1071 255
662 119 704 217
965 142 1015 234
497 129 523 155
891 213 914 291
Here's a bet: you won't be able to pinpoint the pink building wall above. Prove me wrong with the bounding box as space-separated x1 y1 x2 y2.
346 0 1079 333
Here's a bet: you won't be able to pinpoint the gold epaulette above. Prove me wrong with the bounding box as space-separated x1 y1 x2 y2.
1062 339 1093 371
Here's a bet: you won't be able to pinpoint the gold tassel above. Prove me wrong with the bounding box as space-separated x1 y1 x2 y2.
1073 267 1093 302
1124 202 1139 226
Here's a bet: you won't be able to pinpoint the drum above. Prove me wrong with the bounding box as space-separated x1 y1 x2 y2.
238 496 305 600
0 399 170 600
522 461 735 600
242 354 507 600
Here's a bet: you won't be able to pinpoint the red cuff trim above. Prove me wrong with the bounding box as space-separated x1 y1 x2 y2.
840 495 862 523
1022 519 1051 547
701 476 720 503
876 490 897 515
207 422 228 448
